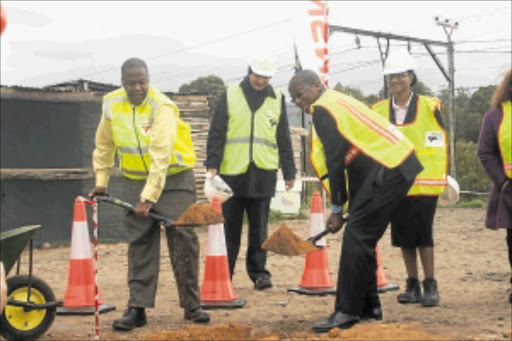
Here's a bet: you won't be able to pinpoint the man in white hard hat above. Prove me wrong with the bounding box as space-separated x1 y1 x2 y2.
372 49 448 307
205 56 296 290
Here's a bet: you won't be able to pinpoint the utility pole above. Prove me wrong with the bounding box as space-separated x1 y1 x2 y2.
328 24 457 177
436 17 458 178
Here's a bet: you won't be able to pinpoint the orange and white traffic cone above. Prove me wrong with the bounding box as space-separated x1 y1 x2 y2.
200 196 245 309
376 244 399 293
57 197 115 315
288 191 336 295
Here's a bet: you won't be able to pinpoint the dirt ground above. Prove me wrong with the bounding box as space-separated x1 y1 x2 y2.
4 207 512 340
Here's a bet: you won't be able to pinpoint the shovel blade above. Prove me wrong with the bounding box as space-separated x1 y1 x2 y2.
262 225 318 256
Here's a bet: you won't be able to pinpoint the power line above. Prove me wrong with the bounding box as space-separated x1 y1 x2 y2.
451 6 511 21
457 39 512 44
76 18 293 79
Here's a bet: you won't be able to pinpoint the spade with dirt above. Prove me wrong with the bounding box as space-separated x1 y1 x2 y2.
262 215 348 256
94 195 224 227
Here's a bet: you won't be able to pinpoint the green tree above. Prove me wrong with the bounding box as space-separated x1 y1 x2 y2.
179 75 226 114
468 85 496 115
455 140 491 193
333 82 367 103
439 86 496 143
411 79 433 96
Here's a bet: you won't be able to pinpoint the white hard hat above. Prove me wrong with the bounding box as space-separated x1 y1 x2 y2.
439 175 460 206
383 49 417 75
249 56 276 77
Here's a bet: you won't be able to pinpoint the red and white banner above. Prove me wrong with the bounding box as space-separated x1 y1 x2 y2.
294 0 330 87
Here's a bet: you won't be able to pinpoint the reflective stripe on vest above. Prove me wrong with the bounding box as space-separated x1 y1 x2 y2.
310 125 331 194
499 101 512 178
220 85 282 175
103 86 196 180
372 95 447 195
310 89 415 195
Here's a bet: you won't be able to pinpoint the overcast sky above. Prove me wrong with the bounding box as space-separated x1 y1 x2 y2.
1 1 510 96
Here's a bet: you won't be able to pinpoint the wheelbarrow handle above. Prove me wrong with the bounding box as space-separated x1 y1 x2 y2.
94 195 174 227
307 214 349 245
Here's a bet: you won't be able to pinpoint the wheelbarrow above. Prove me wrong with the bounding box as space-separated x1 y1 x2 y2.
0 225 62 340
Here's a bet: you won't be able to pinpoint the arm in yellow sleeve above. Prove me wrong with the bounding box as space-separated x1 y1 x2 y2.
140 104 177 203
92 113 116 188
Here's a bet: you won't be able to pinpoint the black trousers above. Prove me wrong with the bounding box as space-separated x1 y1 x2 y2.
335 166 414 316
222 196 271 282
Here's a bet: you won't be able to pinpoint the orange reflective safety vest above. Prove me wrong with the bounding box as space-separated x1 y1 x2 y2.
499 101 512 178
310 89 415 196
372 95 448 196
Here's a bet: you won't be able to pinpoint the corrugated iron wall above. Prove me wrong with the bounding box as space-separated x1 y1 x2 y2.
0 87 212 246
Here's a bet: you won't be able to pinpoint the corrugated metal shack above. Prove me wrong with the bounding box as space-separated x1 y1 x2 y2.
0 81 305 246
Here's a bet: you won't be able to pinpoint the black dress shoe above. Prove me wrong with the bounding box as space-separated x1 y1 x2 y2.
361 307 383 321
254 277 273 290
112 307 147 331
312 311 359 332
184 307 210 323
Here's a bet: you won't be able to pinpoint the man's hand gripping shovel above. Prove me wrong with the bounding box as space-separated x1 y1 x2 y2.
262 213 348 256
90 194 225 228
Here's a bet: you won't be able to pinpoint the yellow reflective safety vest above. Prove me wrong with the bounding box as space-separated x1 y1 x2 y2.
310 89 415 196
372 95 447 195
220 85 282 175
103 86 196 180
499 101 512 178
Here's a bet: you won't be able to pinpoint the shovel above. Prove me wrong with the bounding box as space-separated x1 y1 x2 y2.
94 195 224 227
262 214 348 256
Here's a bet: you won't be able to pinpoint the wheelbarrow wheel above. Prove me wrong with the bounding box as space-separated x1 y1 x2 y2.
1 275 56 340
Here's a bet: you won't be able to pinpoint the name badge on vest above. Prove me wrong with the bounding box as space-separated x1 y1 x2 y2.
267 110 277 127
425 132 444 147
138 119 151 137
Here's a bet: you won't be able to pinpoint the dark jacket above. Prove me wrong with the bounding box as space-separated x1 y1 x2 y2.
205 76 296 198
477 106 512 230
312 103 422 209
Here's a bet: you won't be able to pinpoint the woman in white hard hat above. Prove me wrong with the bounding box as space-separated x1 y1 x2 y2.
477 69 512 304
372 49 448 307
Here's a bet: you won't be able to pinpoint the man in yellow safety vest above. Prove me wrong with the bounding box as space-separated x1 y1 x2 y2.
89 58 209 331
205 56 296 290
289 70 422 332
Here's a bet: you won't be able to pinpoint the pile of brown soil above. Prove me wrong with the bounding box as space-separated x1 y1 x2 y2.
262 224 318 256
172 204 225 226
141 322 253 340
138 322 453 340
